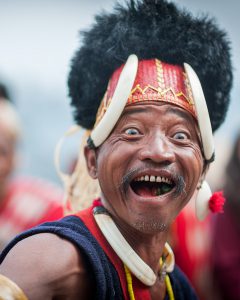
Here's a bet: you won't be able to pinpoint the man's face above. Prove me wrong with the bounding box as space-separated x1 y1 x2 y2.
87 103 203 233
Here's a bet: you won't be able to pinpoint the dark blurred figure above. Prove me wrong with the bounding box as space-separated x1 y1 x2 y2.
0 83 64 251
211 133 240 300
0 83 10 101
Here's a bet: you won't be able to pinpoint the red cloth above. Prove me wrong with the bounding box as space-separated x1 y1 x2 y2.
76 205 151 300
0 176 64 250
96 59 196 126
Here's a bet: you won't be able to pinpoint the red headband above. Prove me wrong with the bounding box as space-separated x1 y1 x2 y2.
95 59 196 126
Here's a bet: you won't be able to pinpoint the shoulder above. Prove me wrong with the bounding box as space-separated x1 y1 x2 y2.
0 232 93 299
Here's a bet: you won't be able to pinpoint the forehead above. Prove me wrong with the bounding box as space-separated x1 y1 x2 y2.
120 102 197 126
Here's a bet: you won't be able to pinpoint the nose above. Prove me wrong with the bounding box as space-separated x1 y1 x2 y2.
139 132 175 165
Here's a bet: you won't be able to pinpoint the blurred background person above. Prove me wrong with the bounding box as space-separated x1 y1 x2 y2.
211 132 240 300
0 84 64 251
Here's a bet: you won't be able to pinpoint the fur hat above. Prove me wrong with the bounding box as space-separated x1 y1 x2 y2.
68 0 232 133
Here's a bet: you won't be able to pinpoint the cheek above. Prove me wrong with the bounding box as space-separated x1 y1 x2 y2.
98 142 133 171
193 146 204 173
190 149 204 185
179 146 203 182
97 145 124 185
96 142 136 196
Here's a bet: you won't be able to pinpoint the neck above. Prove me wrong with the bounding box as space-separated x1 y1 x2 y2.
113 216 169 272
93 204 174 286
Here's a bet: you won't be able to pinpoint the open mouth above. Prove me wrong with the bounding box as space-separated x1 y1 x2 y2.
130 175 175 197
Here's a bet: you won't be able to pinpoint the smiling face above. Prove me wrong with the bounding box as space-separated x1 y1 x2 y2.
85 102 203 234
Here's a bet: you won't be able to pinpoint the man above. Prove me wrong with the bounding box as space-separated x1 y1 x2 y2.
0 0 232 299
0 88 64 251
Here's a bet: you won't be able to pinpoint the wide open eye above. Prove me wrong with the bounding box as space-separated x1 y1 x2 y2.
172 132 188 140
125 128 140 135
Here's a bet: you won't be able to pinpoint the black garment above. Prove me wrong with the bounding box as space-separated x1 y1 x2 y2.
0 215 198 300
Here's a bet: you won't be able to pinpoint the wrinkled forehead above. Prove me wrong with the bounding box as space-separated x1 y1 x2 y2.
119 101 199 133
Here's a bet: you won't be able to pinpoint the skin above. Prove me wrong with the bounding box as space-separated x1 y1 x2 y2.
0 102 204 300
86 103 204 299
0 124 16 201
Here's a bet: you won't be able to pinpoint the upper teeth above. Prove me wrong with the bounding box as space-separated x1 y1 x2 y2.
134 175 172 184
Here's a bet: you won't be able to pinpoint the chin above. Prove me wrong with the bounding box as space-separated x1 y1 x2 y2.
129 213 170 235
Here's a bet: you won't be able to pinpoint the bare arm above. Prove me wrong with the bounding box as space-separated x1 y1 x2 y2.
0 233 94 300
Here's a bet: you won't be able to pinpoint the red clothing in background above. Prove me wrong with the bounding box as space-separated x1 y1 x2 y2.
0 176 64 250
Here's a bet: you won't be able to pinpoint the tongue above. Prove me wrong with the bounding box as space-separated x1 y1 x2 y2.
134 185 159 197
132 181 173 197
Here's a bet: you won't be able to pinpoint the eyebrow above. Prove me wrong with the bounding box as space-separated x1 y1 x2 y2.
165 106 195 123
121 107 147 118
121 105 195 123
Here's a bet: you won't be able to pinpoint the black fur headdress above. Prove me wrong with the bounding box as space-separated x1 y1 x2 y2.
68 0 232 132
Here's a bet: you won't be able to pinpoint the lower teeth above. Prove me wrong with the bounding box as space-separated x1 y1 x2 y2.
155 184 172 196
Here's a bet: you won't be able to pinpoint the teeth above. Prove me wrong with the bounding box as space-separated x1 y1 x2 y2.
134 175 172 184
150 175 155 182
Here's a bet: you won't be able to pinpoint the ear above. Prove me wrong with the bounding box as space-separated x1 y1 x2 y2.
84 145 98 179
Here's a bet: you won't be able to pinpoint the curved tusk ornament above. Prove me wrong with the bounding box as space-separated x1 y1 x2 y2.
184 63 215 162
94 211 175 286
94 212 157 286
89 54 139 148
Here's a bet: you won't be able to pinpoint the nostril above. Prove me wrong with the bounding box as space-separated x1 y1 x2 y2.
139 144 175 163
138 134 175 162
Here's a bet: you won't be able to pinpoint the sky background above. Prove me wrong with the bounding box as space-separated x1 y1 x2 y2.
0 0 239 187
